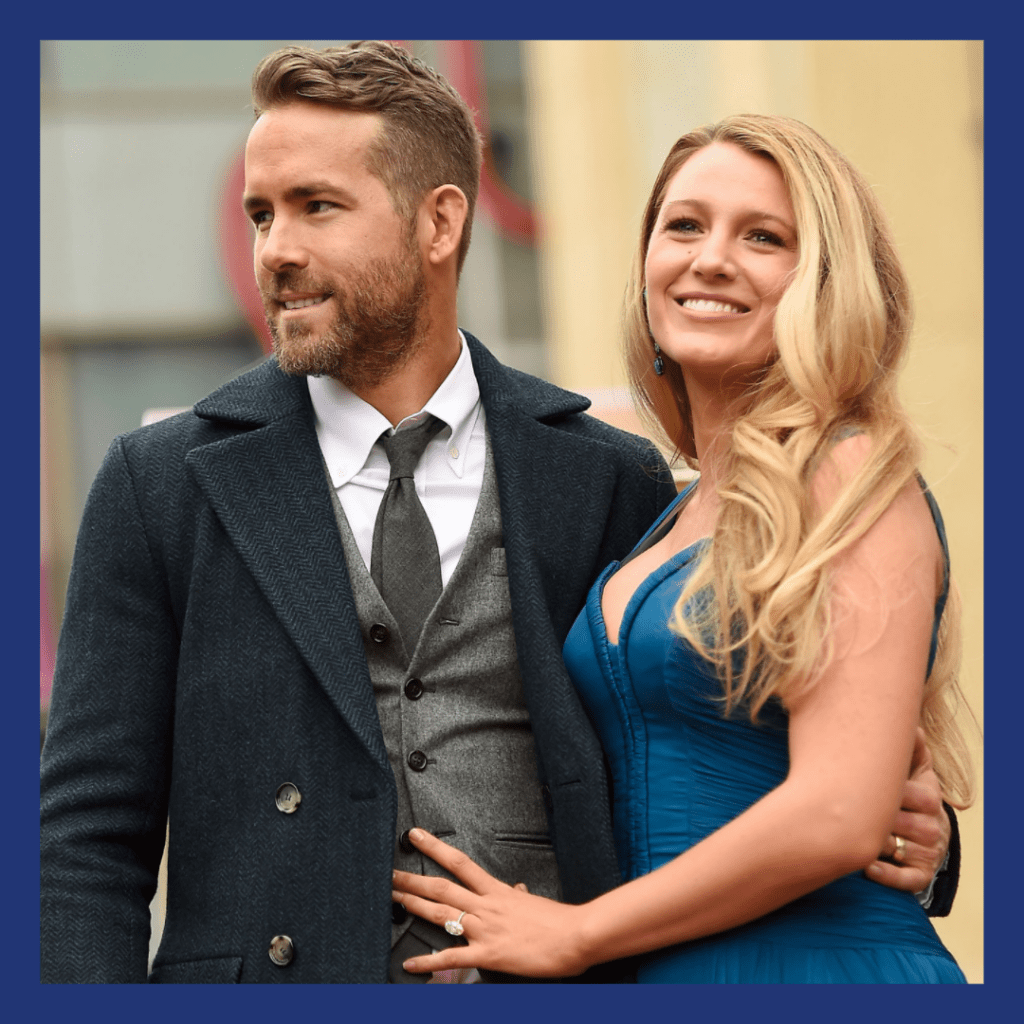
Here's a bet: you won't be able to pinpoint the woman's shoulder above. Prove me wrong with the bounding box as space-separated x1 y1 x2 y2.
809 430 874 510
812 431 940 582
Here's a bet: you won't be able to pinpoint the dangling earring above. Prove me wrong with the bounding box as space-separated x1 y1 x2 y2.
642 288 665 376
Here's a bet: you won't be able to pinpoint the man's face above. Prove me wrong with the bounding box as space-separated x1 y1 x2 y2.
243 102 428 390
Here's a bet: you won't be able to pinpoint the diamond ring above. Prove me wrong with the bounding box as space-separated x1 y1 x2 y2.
444 911 467 937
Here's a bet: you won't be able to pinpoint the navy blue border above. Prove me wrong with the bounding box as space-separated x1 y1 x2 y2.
20 4 1012 1021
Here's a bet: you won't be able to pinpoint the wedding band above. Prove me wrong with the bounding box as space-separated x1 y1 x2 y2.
893 835 907 862
444 911 467 937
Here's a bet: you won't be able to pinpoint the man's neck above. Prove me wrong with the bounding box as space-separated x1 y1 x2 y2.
345 327 463 426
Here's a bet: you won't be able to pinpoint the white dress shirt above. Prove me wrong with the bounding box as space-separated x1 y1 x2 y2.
307 332 486 588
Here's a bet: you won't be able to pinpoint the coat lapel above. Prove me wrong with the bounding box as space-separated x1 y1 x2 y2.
467 336 627 901
467 334 620 643
187 363 388 772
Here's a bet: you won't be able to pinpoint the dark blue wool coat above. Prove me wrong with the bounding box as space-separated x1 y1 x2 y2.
40 335 678 983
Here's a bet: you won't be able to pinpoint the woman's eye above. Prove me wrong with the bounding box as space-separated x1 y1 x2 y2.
666 218 700 233
749 229 785 247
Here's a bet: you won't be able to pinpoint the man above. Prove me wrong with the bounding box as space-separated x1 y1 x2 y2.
40 42 956 984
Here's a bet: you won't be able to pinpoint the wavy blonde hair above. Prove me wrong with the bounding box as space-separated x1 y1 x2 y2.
624 115 974 808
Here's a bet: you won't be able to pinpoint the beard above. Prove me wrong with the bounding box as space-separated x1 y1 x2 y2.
261 243 429 392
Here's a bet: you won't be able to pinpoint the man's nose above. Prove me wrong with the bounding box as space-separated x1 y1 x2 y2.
258 219 310 273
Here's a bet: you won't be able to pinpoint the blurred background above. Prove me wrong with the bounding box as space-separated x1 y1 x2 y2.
39 39 983 981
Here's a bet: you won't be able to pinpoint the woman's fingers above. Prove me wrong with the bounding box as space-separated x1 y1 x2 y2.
401 944 478 975
405 827 503 894
391 887 475 935
392 867 476 911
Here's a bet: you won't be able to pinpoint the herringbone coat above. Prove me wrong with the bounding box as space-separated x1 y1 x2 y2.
40 334 677 983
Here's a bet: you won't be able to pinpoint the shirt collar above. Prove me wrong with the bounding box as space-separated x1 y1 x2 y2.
307 330 481 487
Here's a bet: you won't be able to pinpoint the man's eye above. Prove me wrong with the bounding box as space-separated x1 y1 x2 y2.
309 201 334 214
251 211 272 229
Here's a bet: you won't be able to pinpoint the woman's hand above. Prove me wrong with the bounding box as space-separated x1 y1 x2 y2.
391 829 592 978
865 727 951 893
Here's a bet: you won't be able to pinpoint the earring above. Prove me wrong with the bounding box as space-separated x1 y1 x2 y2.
643 288 665 375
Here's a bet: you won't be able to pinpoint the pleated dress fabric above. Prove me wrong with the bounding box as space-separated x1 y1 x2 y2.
562 481 966 983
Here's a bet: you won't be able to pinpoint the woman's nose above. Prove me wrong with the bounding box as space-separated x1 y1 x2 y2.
690 233 735 279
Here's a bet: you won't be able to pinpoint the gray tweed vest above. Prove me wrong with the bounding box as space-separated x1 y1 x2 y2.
325 433 560 951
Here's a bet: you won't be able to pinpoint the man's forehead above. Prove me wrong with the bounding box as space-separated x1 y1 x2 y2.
249 102 384 144
242 106 394 210
244 104 384 184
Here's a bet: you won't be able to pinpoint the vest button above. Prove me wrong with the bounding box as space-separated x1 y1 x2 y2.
404 678 424 700
392 902 408 924
268 934 294 966
399 828 415 853
369 623 390 644
274 782 301 813
407 750 428 772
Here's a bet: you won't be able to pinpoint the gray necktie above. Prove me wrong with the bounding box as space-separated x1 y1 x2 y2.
371 415 447 654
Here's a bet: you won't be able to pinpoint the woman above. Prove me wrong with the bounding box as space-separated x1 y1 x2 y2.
391 115 975 983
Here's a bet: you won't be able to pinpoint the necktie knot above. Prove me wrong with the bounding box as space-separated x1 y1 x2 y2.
380 415 445 480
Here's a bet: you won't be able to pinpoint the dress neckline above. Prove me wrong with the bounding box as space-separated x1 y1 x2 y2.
597 481 709 649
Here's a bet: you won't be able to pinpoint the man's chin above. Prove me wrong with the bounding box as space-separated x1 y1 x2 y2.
271 330 327 377
273 339 404 391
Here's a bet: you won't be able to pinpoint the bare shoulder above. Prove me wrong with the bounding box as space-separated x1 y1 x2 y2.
812 433 941 591
809 432 873 509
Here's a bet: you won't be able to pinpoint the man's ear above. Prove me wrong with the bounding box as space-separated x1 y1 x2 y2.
420 184 468 267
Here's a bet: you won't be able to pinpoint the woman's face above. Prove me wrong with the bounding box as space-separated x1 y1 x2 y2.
644 141 799 394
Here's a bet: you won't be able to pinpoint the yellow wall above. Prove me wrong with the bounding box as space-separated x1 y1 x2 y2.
527 39 983 982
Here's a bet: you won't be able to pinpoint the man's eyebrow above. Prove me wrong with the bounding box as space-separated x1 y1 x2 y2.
242 193 267 214
242 181 349 213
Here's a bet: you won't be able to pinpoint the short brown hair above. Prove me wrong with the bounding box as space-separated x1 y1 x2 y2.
251 41 482 274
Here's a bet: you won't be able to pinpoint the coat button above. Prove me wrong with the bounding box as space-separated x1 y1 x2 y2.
275 782 301 814
369 623 389 644
392 902 408 924
268 934 294 966
404 678 424 700
399 828 415 853
407 750 428 772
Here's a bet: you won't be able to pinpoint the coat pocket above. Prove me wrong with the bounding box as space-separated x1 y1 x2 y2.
148 956 243 983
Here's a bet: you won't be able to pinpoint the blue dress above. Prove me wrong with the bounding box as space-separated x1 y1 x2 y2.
563 480 966 983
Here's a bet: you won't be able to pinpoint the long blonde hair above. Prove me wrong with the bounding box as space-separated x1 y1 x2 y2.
625 115 974 808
